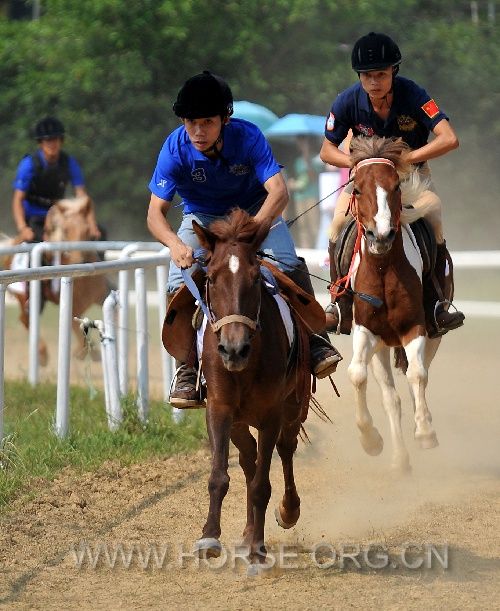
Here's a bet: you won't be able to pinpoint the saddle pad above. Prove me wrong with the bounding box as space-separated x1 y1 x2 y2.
407 217 436 276
259 259 326 333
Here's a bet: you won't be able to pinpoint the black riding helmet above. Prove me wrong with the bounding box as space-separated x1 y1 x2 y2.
34 116 65 141
351 32 402 73
173 71 234 119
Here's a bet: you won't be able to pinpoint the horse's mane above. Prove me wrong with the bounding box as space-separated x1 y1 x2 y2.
208 208 258 243
351 136 432 218
350 136 412 177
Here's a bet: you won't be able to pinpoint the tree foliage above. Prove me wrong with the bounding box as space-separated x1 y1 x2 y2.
0 0 498 245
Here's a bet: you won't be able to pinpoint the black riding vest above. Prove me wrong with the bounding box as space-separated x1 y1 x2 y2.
26 151 71 208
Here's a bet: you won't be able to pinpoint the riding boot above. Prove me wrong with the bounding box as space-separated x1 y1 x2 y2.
166 289 205 408
325 239 353 335
285 258 342 379
169 359 205 409
426 242 465 339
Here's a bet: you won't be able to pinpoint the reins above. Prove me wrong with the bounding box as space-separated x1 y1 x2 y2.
285 177 353 229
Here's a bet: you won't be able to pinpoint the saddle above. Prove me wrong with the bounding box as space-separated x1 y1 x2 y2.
162 263 326 363
333 215 437 278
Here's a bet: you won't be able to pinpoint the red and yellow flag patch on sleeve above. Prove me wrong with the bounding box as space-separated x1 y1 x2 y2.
421 99 440 119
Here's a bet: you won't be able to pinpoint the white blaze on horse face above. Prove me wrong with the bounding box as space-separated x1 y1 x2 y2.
374 185 392 238
229 254 240 274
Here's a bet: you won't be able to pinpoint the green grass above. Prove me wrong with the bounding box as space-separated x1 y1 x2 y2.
0 381 207 509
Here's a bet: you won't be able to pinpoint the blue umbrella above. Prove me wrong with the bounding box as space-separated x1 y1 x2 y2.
232 100 279 132
264 113 326 138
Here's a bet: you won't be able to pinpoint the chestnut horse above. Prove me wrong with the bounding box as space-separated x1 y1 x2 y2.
191 209 316 572
3 196 109 364
347 136 443 473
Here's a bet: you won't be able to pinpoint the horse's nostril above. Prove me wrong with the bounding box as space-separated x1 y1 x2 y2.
238 343 251 359
217 344 228 355
387 229 396 241
366 229 375 239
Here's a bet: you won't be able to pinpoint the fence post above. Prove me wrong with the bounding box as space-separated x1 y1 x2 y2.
102 291 121 431
28 243 44 386
54 277 73 438
135 268 149 422
118 268 130 396
0 284 6 442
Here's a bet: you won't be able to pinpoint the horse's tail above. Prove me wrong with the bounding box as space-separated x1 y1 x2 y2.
393 347 408 373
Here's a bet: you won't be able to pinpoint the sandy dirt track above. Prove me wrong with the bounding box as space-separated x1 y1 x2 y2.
0 318 499 609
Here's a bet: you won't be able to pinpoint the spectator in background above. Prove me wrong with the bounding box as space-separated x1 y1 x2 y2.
316 163 350 251
286 135 324 248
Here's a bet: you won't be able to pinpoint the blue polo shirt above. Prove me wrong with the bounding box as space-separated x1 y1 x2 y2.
149 118 281 215
324 76 449 150
13 150 85 217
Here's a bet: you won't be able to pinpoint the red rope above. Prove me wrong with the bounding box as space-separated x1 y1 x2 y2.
329 191 362 300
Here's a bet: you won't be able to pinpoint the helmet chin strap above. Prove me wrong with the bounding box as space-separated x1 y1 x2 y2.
201 123 229 166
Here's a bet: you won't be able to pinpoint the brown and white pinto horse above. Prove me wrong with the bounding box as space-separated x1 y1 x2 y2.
191 209 316 573
4 196 109 364
347 136 441 473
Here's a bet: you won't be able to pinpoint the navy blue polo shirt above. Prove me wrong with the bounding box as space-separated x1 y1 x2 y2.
149 118 281 215
324 76 449 150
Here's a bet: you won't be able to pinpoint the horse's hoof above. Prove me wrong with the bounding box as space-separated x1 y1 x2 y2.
359 428 384 456
274 504 300 530
39 351 48 368
193 537 222 559
416 431 439 450
247 562 270 577
391 458 412 475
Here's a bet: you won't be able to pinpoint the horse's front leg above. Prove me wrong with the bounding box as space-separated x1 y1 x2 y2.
404 336 439 449
348 326 384 456
371 347 411 473
230 422 257 545
275 405 301 529
16 292 48 367
248 420 280 570
194 402 233 558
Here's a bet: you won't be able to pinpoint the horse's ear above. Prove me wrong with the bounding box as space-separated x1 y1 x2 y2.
192 220 216 253
252 216 273 249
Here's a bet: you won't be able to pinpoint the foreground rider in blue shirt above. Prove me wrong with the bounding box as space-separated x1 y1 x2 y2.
147 71 342 408
320 32 465 338
12 116 100 242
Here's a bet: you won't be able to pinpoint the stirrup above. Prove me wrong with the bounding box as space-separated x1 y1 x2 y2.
325 302 342 335
429 300 464 339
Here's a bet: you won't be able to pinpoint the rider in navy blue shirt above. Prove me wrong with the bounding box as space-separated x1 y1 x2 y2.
320 32 464 338
147 71 341 408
